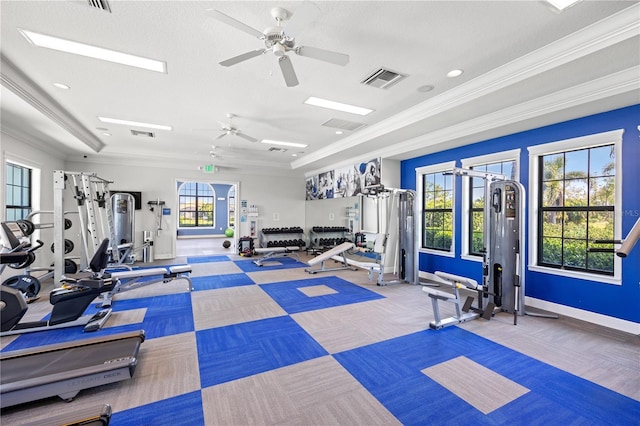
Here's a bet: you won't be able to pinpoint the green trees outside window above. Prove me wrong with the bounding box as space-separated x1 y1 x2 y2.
538 145 615 275
422 171 453 251
178 182 215 227
468 161 515 256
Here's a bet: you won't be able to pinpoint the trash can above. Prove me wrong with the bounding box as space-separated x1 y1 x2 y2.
142 230 154 263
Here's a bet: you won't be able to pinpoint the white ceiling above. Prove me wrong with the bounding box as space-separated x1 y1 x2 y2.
1 1 639 177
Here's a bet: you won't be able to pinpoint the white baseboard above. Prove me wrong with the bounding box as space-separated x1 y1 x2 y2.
525 297 640 335
417 271 639 334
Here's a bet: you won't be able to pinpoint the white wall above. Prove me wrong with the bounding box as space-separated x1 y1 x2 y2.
1 133 65 281
65 160 305 259
1 133 397 281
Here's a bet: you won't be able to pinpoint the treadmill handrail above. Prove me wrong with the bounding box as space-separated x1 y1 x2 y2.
1 356 138 393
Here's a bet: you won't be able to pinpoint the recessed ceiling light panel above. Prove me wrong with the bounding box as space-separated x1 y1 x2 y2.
446 69 464 78
304 97 373 116
98 116 172 131
18 28 167 73
261 139 308 148
53 82 70 89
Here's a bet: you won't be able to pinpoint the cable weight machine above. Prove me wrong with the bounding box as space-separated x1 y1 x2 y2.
425 168 550 328
360 185 419 286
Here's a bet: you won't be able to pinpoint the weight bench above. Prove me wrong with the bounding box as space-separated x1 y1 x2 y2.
99 264 193 308
305 242 357 274
422 271 494 330
253 246 300 266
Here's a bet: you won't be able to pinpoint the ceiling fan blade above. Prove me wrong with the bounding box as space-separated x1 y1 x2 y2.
205 9 265 39
278 56 299 87
236 133 258 143
282 1 320 38
215 133 228 140
220 49 266 67
295 46 349 66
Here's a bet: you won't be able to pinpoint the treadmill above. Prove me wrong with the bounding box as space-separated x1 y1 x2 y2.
0 329 145 408
0 234 145 409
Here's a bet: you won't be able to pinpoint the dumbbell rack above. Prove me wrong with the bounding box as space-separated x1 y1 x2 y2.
258 227 307 249
309 226 353 251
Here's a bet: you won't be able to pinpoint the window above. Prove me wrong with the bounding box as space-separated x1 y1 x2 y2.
461 151 519 258
528 130 623 283
416 162 455 254
6 162 32 220
227 186 235 229
178 182 215 227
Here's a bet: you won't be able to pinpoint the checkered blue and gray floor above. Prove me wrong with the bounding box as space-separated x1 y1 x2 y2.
1 255 638 425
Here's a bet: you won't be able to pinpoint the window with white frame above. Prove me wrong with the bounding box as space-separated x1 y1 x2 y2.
528 130 623 283
461 150 519 259
416 162 455 254
5 162 32 221
178 182 215 227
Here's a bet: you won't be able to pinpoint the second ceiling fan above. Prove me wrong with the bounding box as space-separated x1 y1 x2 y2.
207 2 349 87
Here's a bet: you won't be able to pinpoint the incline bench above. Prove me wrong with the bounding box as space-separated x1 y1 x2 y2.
252 246 301 266
305 242 357 274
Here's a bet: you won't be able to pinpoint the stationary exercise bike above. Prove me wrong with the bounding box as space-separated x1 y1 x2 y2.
1 237 113 336
0 222 43 300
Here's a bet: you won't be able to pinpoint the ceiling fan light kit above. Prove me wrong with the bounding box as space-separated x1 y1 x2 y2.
207 2 349 87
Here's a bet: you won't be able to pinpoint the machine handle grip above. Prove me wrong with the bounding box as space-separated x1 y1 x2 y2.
617 217 640 258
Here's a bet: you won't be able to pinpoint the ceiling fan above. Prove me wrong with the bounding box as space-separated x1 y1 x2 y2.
214 113 258 143
206 2 349 87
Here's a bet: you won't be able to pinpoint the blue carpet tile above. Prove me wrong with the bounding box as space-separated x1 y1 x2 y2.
186 255 230 264
3 292 194 350
334 326 640 426
196 315 328 388
259 276 385 314
233 256 308 272
191 273 255 291
3 279 638 425
111 390 204 426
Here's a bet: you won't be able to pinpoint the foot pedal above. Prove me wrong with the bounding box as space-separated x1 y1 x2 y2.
462 296 474 312
84 309 112 332
482 303 496 320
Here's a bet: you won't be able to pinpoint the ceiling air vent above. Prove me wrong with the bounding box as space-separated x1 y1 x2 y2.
87 0 112 12
321 118 366 132
361 68 407 89
268 147 287 152
131 130 155 138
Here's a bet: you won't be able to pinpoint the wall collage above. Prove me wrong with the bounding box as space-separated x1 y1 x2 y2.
305 157 381 200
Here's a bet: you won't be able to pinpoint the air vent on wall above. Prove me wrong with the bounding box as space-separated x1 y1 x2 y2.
361 68 407 89
131 130 155 138
87 0 112 12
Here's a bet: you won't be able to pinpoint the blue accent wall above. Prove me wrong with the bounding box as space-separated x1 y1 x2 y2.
401 105 640 323
176 181 232 237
